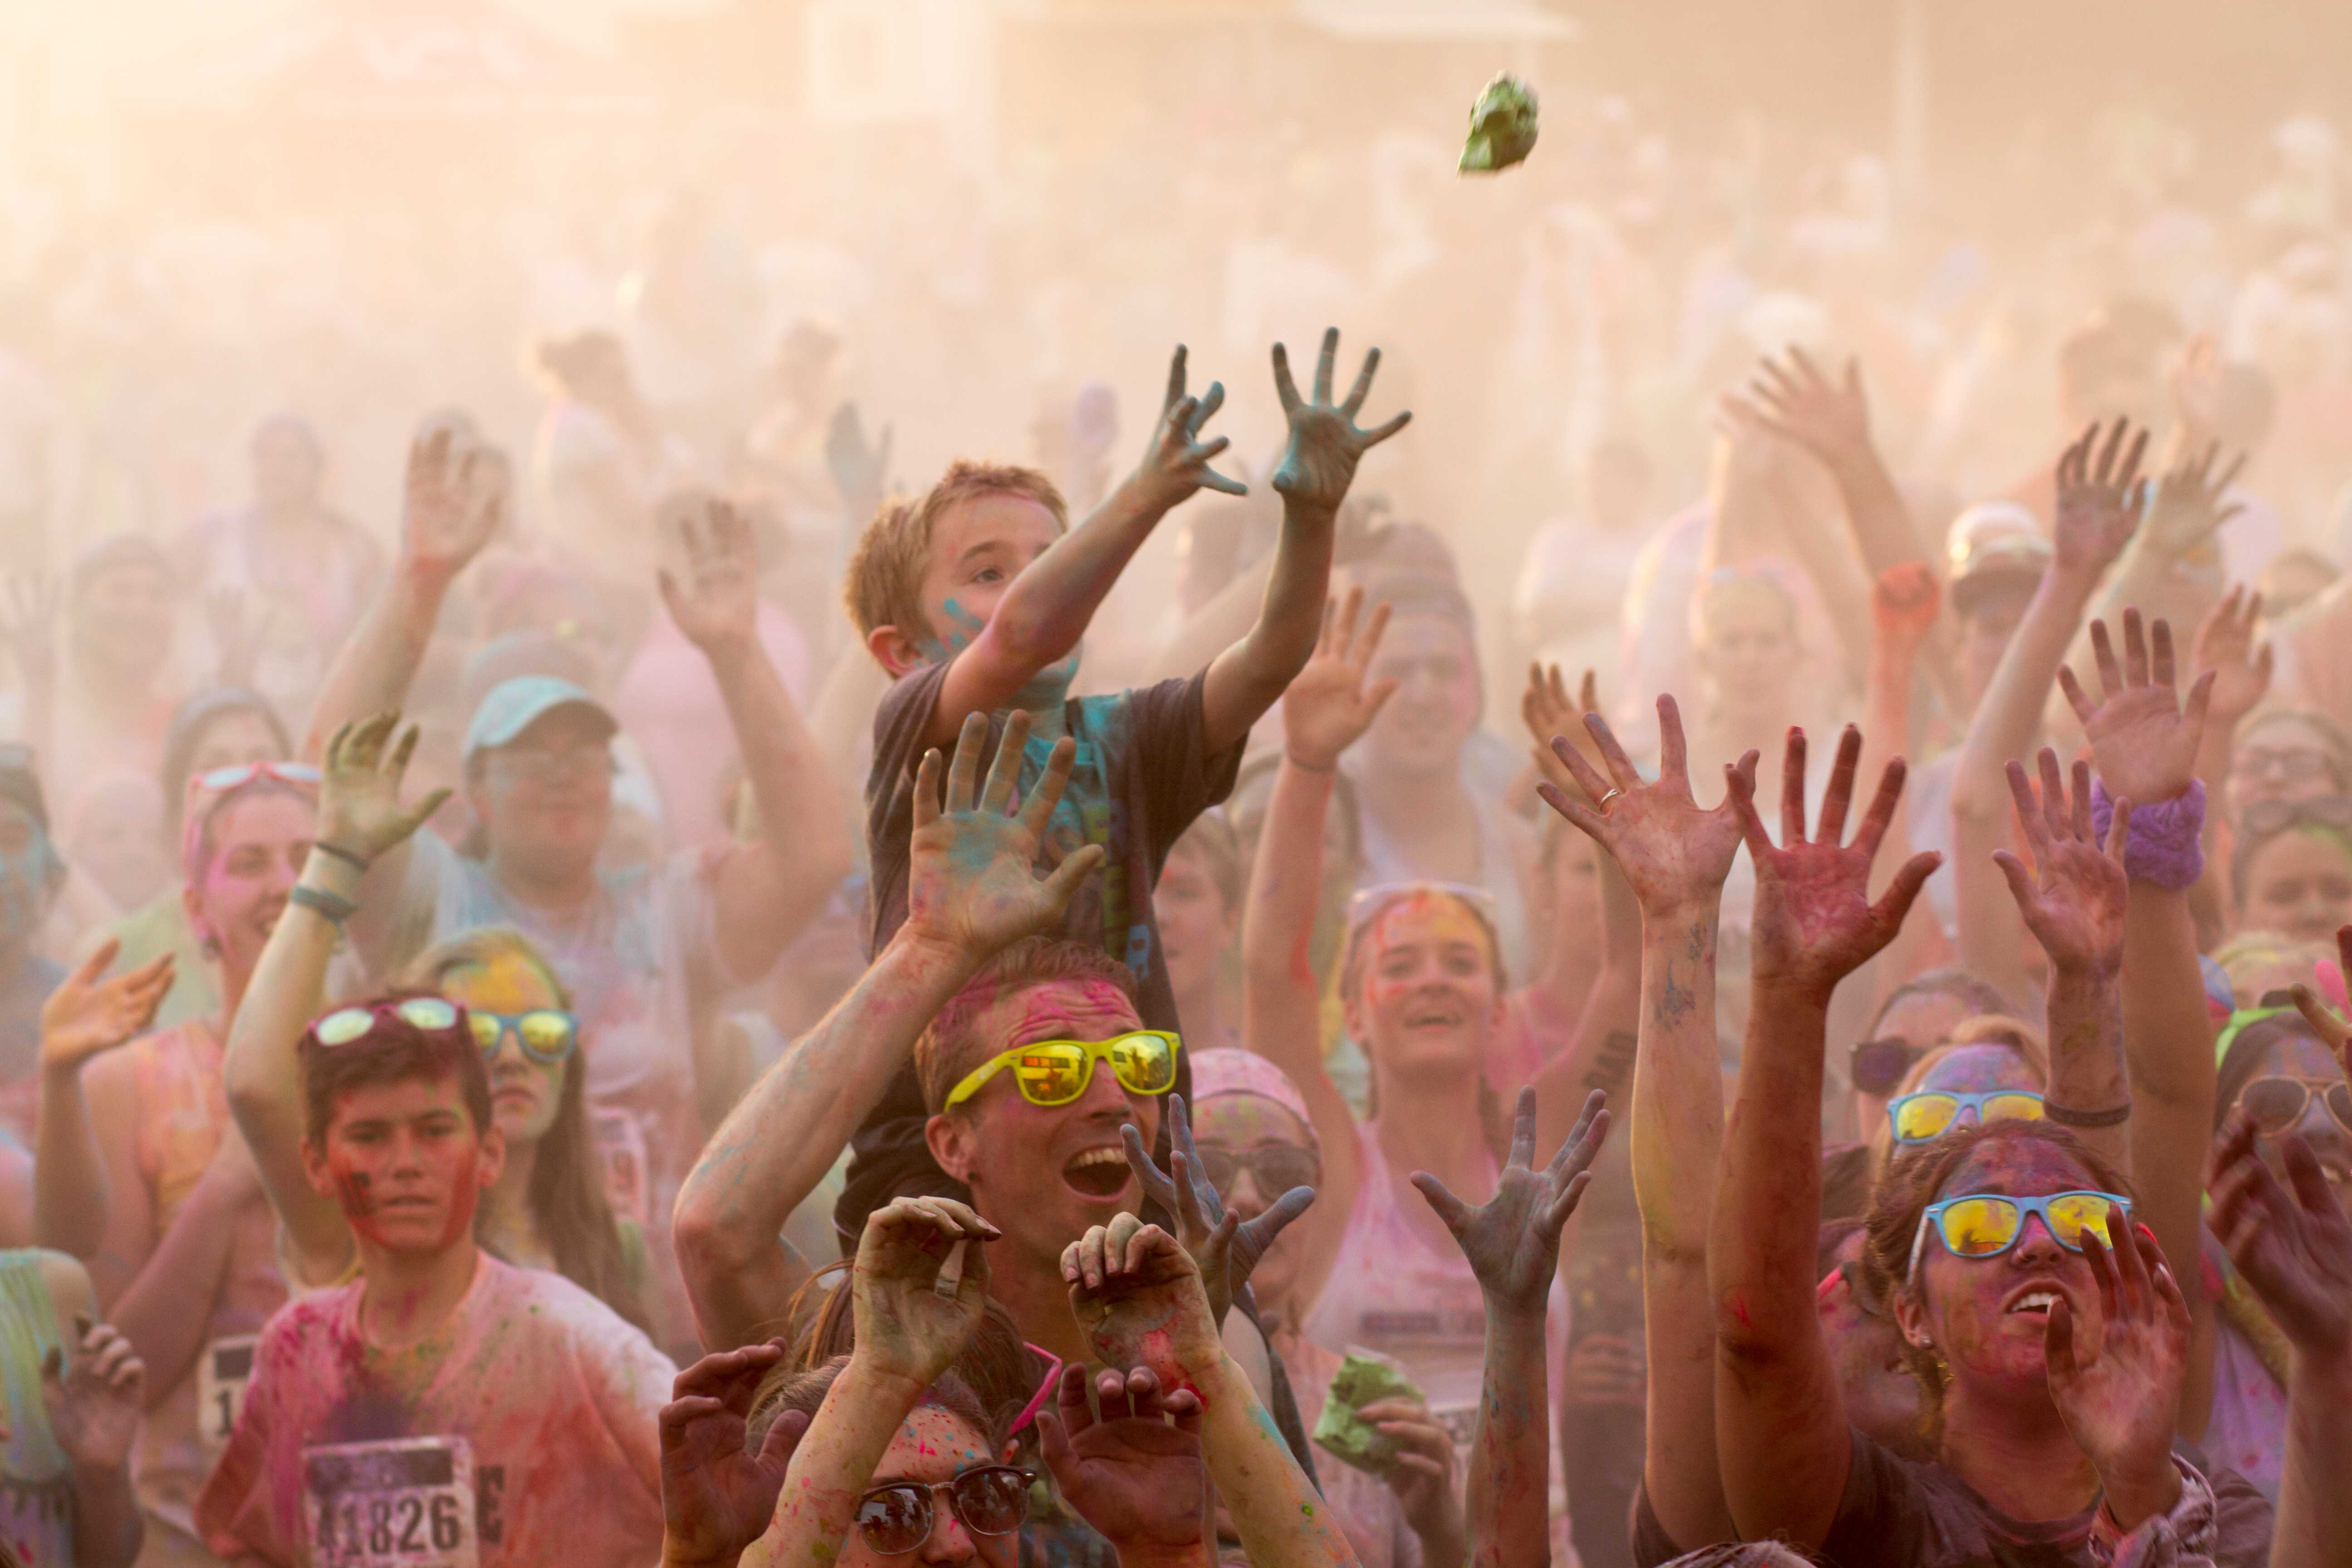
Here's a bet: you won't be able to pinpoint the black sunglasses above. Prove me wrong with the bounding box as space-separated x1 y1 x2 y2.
854 1465 1029 1553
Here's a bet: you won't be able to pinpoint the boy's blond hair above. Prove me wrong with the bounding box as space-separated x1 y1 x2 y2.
843 460 1068 653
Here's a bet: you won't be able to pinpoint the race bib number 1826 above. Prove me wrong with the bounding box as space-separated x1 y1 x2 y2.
304 1435 479 1568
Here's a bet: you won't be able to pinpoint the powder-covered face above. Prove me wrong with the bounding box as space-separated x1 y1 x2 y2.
185 789 314 979
840 1408 1010 1568
1364 613 1480 777
2238 828 2352 943
1152 842 1234 1019
471 707 614 877
1344 893 1504 1084
928 979 1161 1272
442 954 568 1146
902 493 1065 687
1816 1227 1919 1448
1896 1139 2117 1406
1192 1093 1316 1309
302 1073 503 1259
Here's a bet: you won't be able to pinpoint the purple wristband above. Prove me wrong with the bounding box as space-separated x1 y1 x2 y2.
2088 777 2205 889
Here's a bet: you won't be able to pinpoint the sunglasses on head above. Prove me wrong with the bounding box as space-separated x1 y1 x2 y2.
942 1031 1180 1110
2237 1076 2352 1136
466 1009 579 1066
1194 1143 1320 1195
1850 1036 1931 1097
193 761 321 795
1886 1090 2045 1144
1906 1190 2130 1280
854 1465 1029 1554
311 996 466 1048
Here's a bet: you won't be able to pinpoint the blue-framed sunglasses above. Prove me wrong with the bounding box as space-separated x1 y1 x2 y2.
1906 1190 2131 1280
1886 1089 2044 1144
465 1009 579 1066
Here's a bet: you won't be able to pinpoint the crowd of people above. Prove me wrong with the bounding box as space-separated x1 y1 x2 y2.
0 56 2351 1568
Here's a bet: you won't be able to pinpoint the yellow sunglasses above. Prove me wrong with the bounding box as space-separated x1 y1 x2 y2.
942 1031 1181 1110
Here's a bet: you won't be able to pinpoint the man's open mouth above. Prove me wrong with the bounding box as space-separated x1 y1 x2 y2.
1063 1146 1131 1200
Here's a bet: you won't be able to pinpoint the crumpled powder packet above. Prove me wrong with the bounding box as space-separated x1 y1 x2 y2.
1311 1348 1426 1476
1460 72 1539 173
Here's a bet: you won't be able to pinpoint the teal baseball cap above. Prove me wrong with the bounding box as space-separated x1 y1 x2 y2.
463 676 617 761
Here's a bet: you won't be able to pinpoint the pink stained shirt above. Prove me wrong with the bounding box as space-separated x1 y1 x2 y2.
195 1251 674 1568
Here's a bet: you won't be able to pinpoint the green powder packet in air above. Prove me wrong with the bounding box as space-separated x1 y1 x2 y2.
1459 72 1539 173
1311 1348 1424 1476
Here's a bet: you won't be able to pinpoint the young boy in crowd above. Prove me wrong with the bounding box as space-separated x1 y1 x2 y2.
194 995 672 1567
835 333 1407 1234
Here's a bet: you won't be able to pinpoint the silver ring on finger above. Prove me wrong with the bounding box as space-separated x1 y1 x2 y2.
1598 788 1625 810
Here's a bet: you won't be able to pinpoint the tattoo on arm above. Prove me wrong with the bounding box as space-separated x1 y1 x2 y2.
1654 964 1697 1029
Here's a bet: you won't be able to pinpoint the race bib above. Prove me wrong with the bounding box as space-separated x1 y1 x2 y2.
304 1435 479 1568
592 1109 650 1226
197 1333 259 1449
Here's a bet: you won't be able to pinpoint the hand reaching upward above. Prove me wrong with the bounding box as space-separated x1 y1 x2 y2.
2192 585 2272 742
401 420 505 583
317 710 450 868
657 1341 808 1566
1131 345 1246 509
901 710 1105 961
1731 725 1940 1001
1991 750 2129 978
1739 347 1874 471
1283 586 1399 772
1120 1093 1315 1325
658 495 760 659
1268 328 1410 516
1541 695 1752 920
1412 1087 1609 1320
39 941 174 1077
2051 417 2148 578
2058 611 2213 806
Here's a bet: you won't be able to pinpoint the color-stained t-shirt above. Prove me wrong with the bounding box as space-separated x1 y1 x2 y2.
837 664 1240 1245
0 1250 75 1568
1818 1429 2270 1568
195 1252 675 1568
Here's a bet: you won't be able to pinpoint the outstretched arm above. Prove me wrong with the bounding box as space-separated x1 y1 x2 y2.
1200 330 1408 753
2205 1112 2352 1568
1540 696 1751 1552
918 347 1244 750
302 424 505 761
1739 349 1925 577
1414 1088 1608 1568
1710 728 1939 1551
1950 419 2146 1002
673 711 1103 1350
657 499 851 1027
31 942 174 1261
1240 589 1397 1293
224 714 452 1285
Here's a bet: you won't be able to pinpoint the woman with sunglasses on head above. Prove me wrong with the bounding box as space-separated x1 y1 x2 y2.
394 928 650 1334
1847 967 2014 1146
1869 1020 2053 1185
1708 724 2271 1565
30 755 314 1567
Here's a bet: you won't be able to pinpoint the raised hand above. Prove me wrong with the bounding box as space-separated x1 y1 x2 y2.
401 421 505 581
1412 1087 1609 1320
2287 924 2352 1074
1991 750 2128 978
2192 585 2273 741
0 576 56 695
2051 418 2149 577
39 941 173 1076
1119 1094 1315 1325
1284 586 1399 771
1523 663 1602 796
1872 561 1941 655
2044 1213 2191 1520
1035 1363 1208 1556
902 710 1106 960
2207 1113 2352 1361
317 710 451 868
1730 725 1941 1000
659 495 760 657
1063 1219 1225 1389
850 1196 998 1390
42 1318 143 1471
658 1341 808 1566
1268 328 1411 516
824 401 894 522
2140 441 2246 566
1740 348 1873 470
1131 345 1246 509
1541 695 1753 920
2058 611 2214 806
